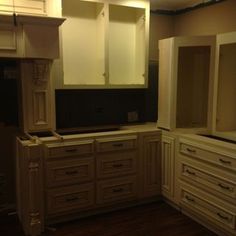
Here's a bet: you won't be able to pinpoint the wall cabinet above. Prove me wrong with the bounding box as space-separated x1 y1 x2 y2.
178 135 236 236
0 14 64 59
212 31 236 142
55 0 149 89
157 36 215 131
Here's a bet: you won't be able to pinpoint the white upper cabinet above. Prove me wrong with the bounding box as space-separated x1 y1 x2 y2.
0 14 65 59
157 36 215 131
212 31 236 142
55 0 149 89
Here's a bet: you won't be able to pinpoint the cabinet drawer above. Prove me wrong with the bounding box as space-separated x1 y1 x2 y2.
96 151 137 179
46 158 95 187
179 139 236 172
97 176 137 205
181 189 236 230
46 183 94 215
96 135 137 153
45 140 94 159
181 163 236 200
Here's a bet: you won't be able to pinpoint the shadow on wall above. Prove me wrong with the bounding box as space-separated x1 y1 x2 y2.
55 61 158 129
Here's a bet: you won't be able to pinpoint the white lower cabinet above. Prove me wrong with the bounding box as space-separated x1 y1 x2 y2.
178 135 236 235
16 128 162 236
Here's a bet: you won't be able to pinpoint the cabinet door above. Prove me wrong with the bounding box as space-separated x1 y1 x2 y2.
161 135 175 200
142 134 161 197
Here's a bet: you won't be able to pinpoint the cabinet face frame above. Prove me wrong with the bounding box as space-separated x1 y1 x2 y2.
212 31 236 142
157 36 216 131
55 0 149 89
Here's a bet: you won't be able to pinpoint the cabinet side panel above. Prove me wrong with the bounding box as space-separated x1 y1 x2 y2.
157 38 173 130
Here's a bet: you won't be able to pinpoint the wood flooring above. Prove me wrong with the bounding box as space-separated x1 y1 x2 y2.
0 201 217 236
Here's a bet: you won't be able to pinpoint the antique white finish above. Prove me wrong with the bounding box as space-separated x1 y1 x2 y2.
178 134 236 235
16 126 162 236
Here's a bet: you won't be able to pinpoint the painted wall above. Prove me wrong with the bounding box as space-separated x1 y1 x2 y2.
174 0 236 36
149 13 174 61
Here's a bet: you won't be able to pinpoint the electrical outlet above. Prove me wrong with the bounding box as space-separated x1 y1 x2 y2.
128 111 139 122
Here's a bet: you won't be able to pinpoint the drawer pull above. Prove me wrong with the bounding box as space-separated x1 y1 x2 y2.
219 158 231 165
186 148 196 153
113 163 124 168
217 212 230 221
112 143 124 148
65 149 77 153
218 183 233 191
186 169 196 176
186 195 195 203
65 170 78 175
66 196 78 202
113 188 123 193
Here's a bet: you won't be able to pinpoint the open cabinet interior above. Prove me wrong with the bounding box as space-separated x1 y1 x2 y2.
216 42 236 135
62 0 105 85
176 46 210 128
108 4 146 85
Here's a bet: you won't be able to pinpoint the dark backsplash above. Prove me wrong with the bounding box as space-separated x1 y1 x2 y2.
56 62 158 129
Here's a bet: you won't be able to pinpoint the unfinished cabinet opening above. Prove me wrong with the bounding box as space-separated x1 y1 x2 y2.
176 46 210 128
108 4 146 85
216 43 236 135
62 0 105 85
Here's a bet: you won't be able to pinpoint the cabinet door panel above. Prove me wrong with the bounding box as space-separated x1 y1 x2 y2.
143 135 161 197
161 135 175 199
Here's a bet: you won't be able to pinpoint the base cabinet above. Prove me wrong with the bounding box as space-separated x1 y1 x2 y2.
16 128 161 235
178 135 236 236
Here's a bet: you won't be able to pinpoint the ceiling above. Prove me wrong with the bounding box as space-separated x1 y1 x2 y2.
150 0 212 10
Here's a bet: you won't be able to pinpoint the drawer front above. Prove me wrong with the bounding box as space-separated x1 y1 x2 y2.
96 151 137 179
96 135 137 153
181 189 236 229
181 162 236 200
179 139 236 172
45 140 94 159
46 158 95 187
97 176 138 205
46 183 94 215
